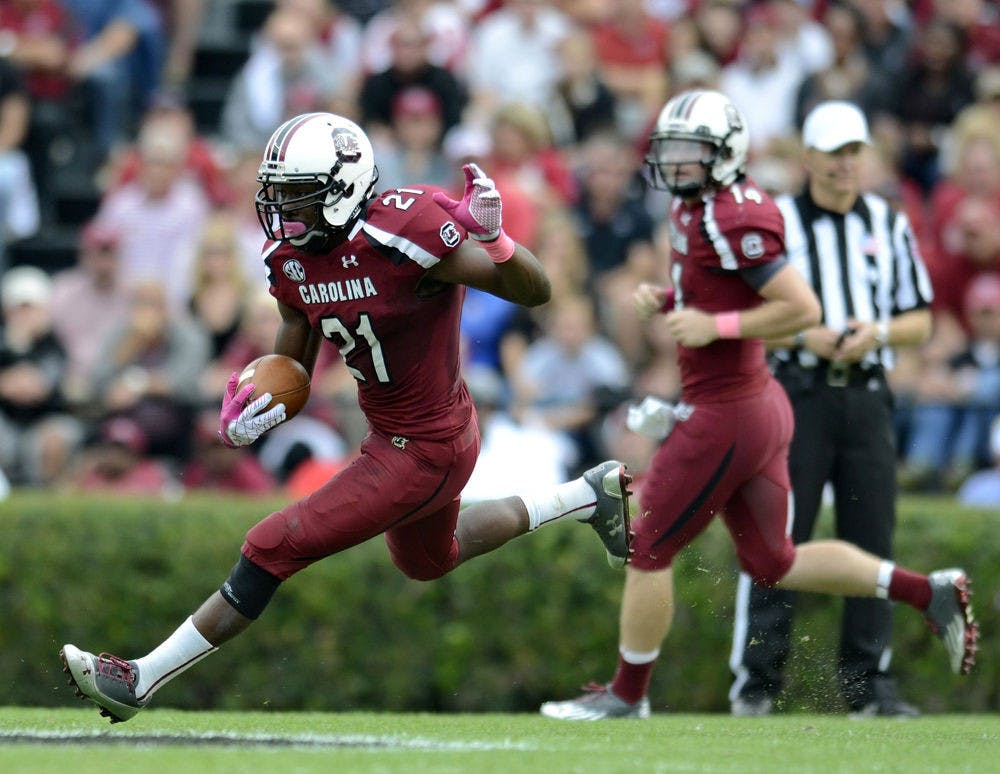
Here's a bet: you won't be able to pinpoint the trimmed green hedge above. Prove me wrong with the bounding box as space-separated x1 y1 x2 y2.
1 492 995 713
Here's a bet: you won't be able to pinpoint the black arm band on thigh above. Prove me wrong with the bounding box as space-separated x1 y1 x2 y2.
220 555 282 620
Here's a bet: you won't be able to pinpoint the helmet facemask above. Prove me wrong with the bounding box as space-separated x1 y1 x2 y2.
256 162 378 248
644 136 723 198
255 114 380 250
644 90 749 198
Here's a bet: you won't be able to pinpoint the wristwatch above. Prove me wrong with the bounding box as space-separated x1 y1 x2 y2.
794 330 807 350
874 321 890 346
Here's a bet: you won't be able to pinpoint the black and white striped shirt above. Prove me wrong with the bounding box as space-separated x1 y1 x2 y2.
775 189 933 371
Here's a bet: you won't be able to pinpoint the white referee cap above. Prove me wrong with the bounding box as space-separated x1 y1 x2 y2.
802 101 871 152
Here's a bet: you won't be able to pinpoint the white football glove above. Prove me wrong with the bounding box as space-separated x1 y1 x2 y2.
218 371 286 448
626 396 690 441
224 394 286 447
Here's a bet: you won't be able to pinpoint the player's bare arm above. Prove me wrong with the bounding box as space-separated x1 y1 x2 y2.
426 239 551 307
428 162 551 307
272 299 322 376
740 262 821 340
664 264 820 348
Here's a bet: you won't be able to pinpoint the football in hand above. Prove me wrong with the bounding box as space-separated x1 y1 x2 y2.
236 354 311 420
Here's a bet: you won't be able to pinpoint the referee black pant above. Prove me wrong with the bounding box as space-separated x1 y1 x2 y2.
730 365 897 709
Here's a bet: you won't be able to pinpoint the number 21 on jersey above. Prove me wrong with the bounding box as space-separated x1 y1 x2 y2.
321 313 391 383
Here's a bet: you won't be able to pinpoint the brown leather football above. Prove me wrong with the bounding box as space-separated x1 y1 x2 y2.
236 354 311 420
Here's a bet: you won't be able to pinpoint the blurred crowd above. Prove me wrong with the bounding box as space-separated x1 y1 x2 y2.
1 0 1000 503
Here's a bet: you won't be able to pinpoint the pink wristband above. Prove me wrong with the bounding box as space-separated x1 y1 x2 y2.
714 311 741 339
482 230 516 263
659 288 676 313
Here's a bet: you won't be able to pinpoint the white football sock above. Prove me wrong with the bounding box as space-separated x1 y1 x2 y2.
520 478 596 531
133 616 217 701
875 560 895 600
620 646 660 664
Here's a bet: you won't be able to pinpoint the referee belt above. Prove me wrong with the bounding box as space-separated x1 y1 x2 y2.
775 360 885 389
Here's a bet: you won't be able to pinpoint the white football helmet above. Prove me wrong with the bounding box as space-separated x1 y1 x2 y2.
256 112 379 246
644 90 749 197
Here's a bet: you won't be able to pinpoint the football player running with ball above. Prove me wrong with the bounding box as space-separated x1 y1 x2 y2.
60 112 633 723
539 90 979 720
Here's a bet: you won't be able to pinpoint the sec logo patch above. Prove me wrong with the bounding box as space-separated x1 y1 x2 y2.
283 259 306 282
741 232 765 260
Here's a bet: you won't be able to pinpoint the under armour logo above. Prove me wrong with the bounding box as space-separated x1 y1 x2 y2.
391 435 409 449
342 254 359 268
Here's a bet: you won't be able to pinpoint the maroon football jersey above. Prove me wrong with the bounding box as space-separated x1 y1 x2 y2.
668 177 786 402
263 186 471 440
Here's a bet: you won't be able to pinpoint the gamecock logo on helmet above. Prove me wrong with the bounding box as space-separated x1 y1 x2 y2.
332 128 362 163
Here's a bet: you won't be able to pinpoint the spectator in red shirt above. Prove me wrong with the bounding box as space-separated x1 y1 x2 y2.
0 0 79 216
929 195 1000 332
440 123 539 249
927 0 1000 69
107 92 235 208
0 0 77 100
589 0 671 139
929 104 1000 274
488 101 578 210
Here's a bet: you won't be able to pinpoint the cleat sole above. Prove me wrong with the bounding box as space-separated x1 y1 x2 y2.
620 468 633 566
955 578 979 675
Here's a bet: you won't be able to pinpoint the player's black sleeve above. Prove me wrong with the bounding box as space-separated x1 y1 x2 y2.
737 255 789 291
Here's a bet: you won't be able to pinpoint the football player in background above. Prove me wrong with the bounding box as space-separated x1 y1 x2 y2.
60 112 633 723
539 90 979 720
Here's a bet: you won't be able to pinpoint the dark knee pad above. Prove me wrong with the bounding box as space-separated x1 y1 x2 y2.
220 554 282 619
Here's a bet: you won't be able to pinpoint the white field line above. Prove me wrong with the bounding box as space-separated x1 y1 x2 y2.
0 728 535 751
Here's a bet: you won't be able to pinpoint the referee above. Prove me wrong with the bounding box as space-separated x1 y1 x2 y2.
729 101 934 716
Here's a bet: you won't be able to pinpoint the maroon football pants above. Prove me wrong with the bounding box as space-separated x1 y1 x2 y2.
632 378 797 585
242 419 480 581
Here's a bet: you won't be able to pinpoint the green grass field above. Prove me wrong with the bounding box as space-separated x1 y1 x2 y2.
1 707 996 773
